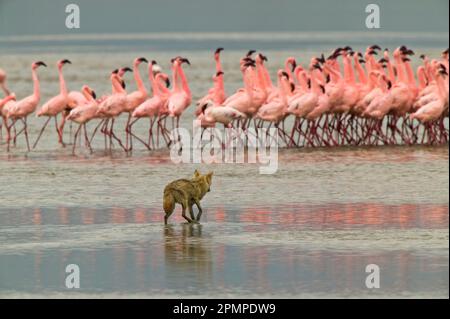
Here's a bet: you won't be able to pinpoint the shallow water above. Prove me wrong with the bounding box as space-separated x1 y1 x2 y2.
0 146 448 298
0 34 449 298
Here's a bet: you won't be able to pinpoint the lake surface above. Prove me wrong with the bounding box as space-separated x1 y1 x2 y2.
0 32 449 298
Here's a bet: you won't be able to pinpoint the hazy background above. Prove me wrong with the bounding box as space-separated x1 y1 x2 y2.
0 0 449 36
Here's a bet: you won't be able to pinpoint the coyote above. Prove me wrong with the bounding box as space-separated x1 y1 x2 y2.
163 170 213 224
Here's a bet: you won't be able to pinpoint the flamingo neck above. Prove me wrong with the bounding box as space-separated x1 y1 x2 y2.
343 55 355 84
262 64 273 88
158 74 171 96
284 61 293 82
58 66 68 96
171 64 180 93
404 61 416 88
134 62 147 95
386 60 396 84
256 62 268 93
152 75 161 97
310 71 320 94
394 56 407 83
368 73 378 89
354 57 367 84
295 69 308 91
326 65 341 83
417 67 428 90
215 54 222 73
149 64 157 95
243 68 254 101
112 75 126 94
213 75 224 100
278 76 288 106
177 63 191 98
32 68 40 101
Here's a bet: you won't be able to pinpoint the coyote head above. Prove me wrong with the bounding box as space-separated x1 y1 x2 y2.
193 170 214 192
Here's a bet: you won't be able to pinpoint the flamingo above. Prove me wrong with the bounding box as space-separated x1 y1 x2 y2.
0 93 16 142
0 68 11 138
66 85 98 153
411 68 448 123
196 47 226 114
167 57 192 129
96 70 128 151
199 70 247 129
131 62 171 149
224 61 256 118
124 57 149 151
4 61 47 151
35 59 72 148
255 70 293 143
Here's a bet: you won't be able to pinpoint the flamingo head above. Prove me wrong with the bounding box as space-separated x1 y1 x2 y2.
256 53 268 64
215 47 224 60
370 44 381 50
118 67 132 77
438 64 448 77
395 46 410 58
246 50 256 58
180 58 191 66
312 64 322 72
32 61 47 69
286 57 297 71
156 73 170 88
58 59 71 68
82 85 97 100
277 70 289 79
213 71 224 82
136 57 148 65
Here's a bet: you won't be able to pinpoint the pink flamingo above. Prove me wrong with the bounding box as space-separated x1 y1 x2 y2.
66 85 98 153
411 68 448 123
167 57 192 129
96 70 128 151
256 70 292 142
199 71 247 129
0 68 11 139
124 57 149 151
5 61 46 151
223 61 256 118
196 48 226 114
131 62 171 149
35 59 72 148
0 93 16 142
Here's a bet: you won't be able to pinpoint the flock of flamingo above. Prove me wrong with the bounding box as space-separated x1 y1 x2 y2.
0 45 448 154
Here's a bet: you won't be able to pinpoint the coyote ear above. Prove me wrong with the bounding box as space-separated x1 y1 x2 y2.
206 171 213 182
193 169 201 178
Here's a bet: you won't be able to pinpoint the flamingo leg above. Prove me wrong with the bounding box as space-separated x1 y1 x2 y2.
32 117 51 149
72 124 82 155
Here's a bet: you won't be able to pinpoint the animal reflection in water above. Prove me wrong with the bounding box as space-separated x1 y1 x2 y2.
164 224 213 283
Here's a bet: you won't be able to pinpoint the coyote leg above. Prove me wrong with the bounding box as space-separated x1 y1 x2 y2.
181 202 193 223
188 204 196 221
194 199 203 222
